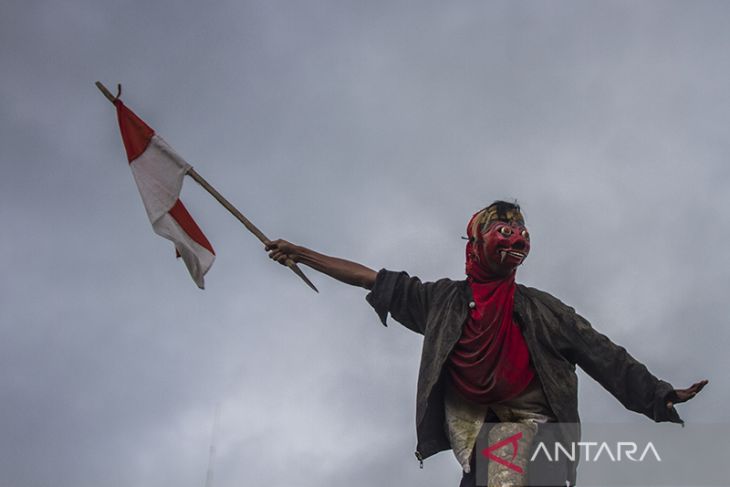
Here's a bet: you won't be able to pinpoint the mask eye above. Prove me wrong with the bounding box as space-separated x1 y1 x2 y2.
521 230 530 240
498 226 512 236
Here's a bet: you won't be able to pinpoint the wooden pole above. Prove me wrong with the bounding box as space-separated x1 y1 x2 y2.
187 168 318 292
95 81 120 103
95 81 318 293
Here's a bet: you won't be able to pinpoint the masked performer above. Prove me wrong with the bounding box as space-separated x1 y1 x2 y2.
266 201 706 486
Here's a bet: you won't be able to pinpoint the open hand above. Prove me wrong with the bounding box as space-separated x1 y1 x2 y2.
666 379 708 409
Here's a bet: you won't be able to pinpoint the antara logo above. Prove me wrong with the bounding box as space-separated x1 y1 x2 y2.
481 432 524 474
530 441 662 463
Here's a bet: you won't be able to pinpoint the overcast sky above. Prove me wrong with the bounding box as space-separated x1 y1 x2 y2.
1 1 728 486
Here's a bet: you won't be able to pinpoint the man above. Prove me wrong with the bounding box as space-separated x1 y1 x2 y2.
266 201 707 486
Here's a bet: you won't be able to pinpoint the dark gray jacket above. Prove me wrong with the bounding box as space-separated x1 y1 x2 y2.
366 270 681 481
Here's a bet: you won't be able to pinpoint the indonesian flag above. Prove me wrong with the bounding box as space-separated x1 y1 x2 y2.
114 99 215 288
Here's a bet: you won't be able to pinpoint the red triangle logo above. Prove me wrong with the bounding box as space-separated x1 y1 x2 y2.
481 431 524 474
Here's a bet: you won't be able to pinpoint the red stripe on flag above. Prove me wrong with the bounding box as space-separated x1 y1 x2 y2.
168 199 215 255
115 100 155 163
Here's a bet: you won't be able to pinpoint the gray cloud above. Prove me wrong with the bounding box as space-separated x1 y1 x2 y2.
1 1 727 486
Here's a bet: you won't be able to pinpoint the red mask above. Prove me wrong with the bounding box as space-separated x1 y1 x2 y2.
466 220 530 281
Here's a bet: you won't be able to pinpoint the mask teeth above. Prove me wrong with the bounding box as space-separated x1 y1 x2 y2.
500 250 507 263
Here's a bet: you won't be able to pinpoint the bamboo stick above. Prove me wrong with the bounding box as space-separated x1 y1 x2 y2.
187 168 318 292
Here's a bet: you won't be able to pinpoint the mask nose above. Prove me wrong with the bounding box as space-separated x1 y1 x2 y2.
511 237 527 250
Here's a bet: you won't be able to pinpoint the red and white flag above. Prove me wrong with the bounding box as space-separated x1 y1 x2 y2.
114 99 215 288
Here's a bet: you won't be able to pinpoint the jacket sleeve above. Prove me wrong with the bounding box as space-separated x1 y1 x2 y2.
365 269 438 335
561 310 682 424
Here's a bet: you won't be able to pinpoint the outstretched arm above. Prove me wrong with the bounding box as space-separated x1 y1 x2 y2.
562 310 708 423
266 239 377 289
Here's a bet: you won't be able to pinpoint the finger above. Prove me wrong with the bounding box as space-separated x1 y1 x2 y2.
685 381 707 395
693 380 709 393
267 238 286 250
666 401 674 409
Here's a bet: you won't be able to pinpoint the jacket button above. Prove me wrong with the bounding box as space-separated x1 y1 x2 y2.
468 301 476 309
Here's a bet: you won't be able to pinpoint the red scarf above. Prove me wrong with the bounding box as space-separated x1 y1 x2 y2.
445 219 535 404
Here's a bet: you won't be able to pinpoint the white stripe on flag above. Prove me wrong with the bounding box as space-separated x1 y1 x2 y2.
129 134 190 224
153 212 215 289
